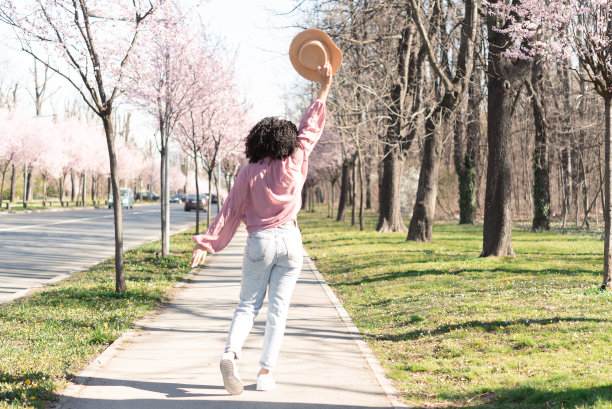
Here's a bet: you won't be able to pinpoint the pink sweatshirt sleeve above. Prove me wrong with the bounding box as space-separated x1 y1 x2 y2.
192 169 248 254
297 99 327 157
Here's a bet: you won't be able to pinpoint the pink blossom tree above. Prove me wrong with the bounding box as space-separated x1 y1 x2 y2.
115 140 146 186
201 93 248 221
169 165 186 193
81 117 109 204
175 48 246 230
139 156 161 199
33 118 65 206
489 0 612 287
128 0 202 256
177 109 206 233
0 0 165 292
5 107 47 208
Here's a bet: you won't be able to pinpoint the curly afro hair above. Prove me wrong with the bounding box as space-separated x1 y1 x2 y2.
245 117 298 163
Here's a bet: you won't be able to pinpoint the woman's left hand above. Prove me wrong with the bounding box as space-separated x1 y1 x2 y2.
191 245 207 268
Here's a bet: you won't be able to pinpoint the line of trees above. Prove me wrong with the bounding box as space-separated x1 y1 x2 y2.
302 0 611 289
0 0 248 292
0 103 191 209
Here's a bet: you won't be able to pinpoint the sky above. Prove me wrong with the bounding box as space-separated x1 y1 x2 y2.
197 0 306 121
0 0 309 143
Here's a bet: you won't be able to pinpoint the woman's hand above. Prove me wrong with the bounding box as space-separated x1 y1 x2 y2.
316 61 333 102
190 244 207 268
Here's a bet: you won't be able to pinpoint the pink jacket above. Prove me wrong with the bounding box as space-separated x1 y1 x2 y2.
192 99 327 254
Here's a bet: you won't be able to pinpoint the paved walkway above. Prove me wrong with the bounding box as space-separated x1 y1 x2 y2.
51 228 404 409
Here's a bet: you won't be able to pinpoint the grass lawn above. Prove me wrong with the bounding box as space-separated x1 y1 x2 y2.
0 225 203 409
299 210 612 409
0 201 102 212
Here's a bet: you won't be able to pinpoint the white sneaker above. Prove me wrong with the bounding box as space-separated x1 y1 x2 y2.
220 352 243 395
256 373 276 391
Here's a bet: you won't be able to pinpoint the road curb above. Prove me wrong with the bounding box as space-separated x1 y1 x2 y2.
0 202 159 216
0 205 100 215
303 250 410 409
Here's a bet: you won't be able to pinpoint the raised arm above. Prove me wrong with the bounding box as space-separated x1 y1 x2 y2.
293 62 333 161
316 62 333 102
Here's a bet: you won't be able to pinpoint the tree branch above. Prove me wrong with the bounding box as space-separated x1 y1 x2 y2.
409 0 454 91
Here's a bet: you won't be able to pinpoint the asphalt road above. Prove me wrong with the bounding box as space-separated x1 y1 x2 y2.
0 203 218 304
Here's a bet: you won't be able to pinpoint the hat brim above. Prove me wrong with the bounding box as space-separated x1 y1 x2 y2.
289 29 342 82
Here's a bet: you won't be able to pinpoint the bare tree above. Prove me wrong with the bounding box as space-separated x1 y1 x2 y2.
406 0 480 242
480 1 531 257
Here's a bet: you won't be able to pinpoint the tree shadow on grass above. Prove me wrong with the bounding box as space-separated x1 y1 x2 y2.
412 384 612 408
329 264 603 286
374 316 610 341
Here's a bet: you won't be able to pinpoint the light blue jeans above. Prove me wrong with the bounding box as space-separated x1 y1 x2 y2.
225 223 303 370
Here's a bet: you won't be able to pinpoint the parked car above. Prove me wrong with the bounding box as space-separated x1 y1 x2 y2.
109 188 134 209
170 193 186 203
136 191 160 201
184 194 207 211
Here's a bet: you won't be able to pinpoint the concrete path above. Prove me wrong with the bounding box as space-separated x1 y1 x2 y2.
50 228 404 409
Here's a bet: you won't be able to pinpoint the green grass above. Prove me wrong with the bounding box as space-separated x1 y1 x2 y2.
0 225 204 409
299 210 612 409
0 200 103 212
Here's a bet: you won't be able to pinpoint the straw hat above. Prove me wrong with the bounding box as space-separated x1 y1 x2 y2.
289 29 342 82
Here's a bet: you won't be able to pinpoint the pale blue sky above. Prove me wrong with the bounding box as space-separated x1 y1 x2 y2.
198 0 304 121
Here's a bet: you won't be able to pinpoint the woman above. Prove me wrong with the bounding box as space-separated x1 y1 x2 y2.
190 62 332 395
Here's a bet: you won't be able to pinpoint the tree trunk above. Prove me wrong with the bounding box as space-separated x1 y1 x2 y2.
457 61 481 224
561 147 572 228
330 180 335 219
351 155 356 226
0 170 6 206
407 104 447 242
215 165 221 215
23 165 28 208
195 158 201 235
207 168 213 227
578 154 590 229
71 170 76 203
42 178 47 206
310 185 315 212
102 114 125 293
81 172 87 206
327 183 332 218
358 151 365 231
481 9 527 257
10 164 15 202
365 155 372 210
160 143 170 257
26 170 33 202
529 61 551 231
572 148 580 225
337 158 351 222
59 175 65 206
301 187 307 211
377 145 407 232
91 176 97 204
602 97 612 290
